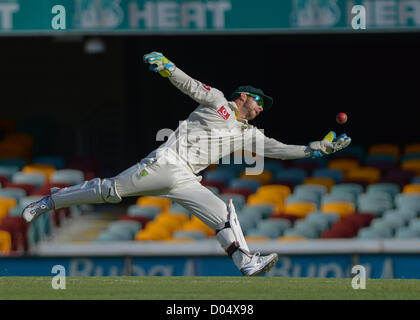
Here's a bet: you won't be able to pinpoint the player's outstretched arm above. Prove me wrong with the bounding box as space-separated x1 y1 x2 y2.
248 129 351 160
143 51 225 108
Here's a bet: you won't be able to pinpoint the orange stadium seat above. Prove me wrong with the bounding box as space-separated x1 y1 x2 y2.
402 159 420 174
278 235 307 242
244 236 270 242
402 184 420 194
247 193 284 212
257 184 291 197
22 164 56 180
345 167 381 184
304 177 335 191
321 202 355 219
284 202 316 218
368 143 400 159
239 170 272 185
404 143 420 155
0 197 18 218
136 196 172 212
180 216 215 237
327 159 359 172
0 230 12 254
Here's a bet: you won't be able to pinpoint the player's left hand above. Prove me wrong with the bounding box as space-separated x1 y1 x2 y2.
309 131 351 158
143 51 176 78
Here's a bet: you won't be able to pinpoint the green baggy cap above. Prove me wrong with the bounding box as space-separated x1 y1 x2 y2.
230 85 274 110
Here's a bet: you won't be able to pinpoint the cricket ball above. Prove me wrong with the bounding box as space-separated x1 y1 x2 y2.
336 112 348 124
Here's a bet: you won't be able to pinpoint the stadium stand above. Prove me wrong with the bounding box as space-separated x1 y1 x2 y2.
0 124 420 256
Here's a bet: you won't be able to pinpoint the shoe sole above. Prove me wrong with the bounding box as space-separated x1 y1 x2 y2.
246 254 279 277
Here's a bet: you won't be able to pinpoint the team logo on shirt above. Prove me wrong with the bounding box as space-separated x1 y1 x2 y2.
217 106 230 120
202 83 211 91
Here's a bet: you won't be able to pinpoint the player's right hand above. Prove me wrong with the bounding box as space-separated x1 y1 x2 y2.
309 131 351 158
143 52 176 78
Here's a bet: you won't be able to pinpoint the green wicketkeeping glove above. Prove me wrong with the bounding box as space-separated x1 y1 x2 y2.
143 51 176 78
309 131 351 158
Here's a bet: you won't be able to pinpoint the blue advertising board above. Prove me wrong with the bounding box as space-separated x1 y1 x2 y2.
2 254 420 278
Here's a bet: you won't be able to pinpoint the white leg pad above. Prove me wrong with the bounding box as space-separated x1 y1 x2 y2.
216 227 250 269
227 199 250 252
51 178 122 210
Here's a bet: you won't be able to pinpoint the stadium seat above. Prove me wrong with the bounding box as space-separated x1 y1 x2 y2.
412 176 420 184
404 143 420 155
50 169 84 185
332 144 365 162
180 216 215 237
248 219 290 238
370 218 396 235
311 168 344 183
247 193 284 211
293 219 322 238
408 219 420 234
278 235 307 242
22 164 56 180
330 183 364 197
283 224 318 238
357 227 387 239
12 172 46 188
244 235 271 242
381 213 406 230
395 194 420 213
0 197 18 218
395 227 420 239
0 158 27 170
368 143 400 159
321 202 355 218
221 187 253 198
402 184 420 194
0 165 20 179
239 170 272 185
303 177 335 191
357 194 393 216
0 216 29 251
327 158 359 172
173 230 206 240
286 193 319 208
322 193 356 207
0 188 26 201
366 183 400 199
204 168 237 184
284 202 317 218
402 154 420 162
33 156 65 170
365 154 397 164
327 220 358 238
257 184 291 198
136 196 172 212
262 160 284 174
219 193 246 210
0 230 12 254
306 211 339 227
345 167 381 184
275 168 307 184
205 186 220 195
402 159 420 175
240 204 275 219
201 180 224 191
127 205 161 219
228 178 261 193
294 184 328 199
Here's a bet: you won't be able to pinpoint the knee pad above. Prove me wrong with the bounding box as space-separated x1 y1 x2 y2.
100 178 122 204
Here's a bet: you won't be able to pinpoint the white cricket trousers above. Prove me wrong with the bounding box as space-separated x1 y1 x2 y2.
113 157 229 230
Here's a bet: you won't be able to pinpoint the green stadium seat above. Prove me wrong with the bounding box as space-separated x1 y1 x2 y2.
0 165 20 179
395 227 420 239
12 172 46 188
322 193 356 206
218 193 246 210
331 183 364 197
366 183 400 199
127 205 161 218
395 194 420 213
0 158 27 170
173 230 206 240
50 169 84 185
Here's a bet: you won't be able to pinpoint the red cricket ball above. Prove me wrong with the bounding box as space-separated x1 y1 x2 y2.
336 112 348 124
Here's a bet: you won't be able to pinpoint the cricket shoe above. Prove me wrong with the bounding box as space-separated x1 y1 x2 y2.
240 252 279 277
22 195 54 223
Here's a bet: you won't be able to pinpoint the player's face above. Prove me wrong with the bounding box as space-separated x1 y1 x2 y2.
243 96 263 120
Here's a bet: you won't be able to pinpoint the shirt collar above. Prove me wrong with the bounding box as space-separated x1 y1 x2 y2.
228 101 249 124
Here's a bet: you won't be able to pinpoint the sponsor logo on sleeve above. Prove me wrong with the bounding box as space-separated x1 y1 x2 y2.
202 83 211 91
217 106 230 120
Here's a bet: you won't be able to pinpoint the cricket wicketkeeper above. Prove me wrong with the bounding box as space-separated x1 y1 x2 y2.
22 52 351 276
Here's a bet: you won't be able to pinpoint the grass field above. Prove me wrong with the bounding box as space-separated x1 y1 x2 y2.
0 276 420 300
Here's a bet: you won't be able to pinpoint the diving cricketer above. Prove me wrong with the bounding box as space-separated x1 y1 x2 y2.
22 52 351 276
